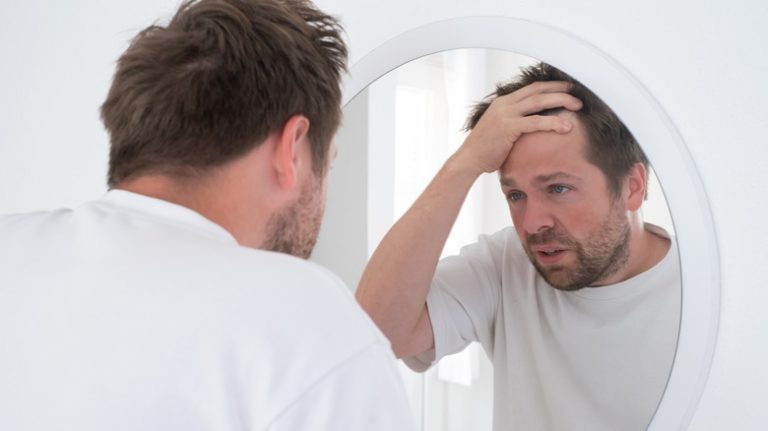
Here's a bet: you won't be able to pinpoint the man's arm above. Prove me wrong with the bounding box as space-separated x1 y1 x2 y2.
355 81 582 359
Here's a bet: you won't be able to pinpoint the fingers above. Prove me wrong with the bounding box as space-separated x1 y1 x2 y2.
504 80 572 103
516 92 583 116
492 81 583 116
453 80 582 175
514 114 574 136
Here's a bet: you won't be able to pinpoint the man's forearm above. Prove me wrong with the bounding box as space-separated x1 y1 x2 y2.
356 156 480 358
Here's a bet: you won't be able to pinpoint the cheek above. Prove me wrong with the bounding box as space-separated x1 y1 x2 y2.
559 203 608 238
321 177 330 204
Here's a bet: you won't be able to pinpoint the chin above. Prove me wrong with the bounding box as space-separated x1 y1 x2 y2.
541 267 591 291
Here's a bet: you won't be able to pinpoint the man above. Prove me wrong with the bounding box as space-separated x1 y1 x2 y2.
357 63 680 430
0 1 412 430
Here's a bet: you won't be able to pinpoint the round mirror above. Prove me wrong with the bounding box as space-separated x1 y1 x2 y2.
312 16 719 431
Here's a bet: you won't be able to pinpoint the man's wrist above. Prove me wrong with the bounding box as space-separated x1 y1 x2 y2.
444 152 484 182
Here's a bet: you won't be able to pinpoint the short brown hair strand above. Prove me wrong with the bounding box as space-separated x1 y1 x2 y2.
101 0 348 186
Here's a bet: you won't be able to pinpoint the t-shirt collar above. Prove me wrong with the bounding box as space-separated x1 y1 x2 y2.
99 189 239 245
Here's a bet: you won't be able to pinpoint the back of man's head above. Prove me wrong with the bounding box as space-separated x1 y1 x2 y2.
466 62 648 198
101 0 347 187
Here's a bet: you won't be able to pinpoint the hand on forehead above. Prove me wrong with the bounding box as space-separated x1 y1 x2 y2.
501 110 589 179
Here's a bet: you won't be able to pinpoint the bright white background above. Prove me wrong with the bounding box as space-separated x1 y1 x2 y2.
0 1 766 430
0 1 179 213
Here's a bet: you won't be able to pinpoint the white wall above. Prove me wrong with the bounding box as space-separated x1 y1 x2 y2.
0 0 178 213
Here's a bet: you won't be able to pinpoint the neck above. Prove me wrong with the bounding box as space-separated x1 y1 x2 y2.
597 212 671 286
631 221 671 274
114 171 271 249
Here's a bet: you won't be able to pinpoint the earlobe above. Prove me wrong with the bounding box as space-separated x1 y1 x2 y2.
625 163 647 212
273 115 311 190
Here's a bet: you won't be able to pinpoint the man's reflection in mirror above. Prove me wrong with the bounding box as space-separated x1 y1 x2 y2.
357 63 680 431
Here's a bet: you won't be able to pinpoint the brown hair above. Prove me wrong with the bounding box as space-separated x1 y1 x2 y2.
465 62 648 197
101 0 347 186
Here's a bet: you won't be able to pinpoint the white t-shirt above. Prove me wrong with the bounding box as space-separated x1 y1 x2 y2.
406 225 680 431
0 190 414 431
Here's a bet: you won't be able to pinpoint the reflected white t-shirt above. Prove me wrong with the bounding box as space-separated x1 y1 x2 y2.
0 190 413 431
406 225 680 431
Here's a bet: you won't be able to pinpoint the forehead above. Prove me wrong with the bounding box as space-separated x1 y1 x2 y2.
500 112 603 186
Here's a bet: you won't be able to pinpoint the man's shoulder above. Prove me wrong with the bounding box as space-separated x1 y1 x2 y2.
471 226 524 254
196 248 390 349
453 226 531 272
207 250 395 394
0 207 72 230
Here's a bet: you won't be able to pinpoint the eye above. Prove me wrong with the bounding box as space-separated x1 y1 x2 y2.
507 190 526 202
549 184 572 194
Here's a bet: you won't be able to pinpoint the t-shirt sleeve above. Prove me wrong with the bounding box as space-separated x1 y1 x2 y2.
267 343 415 431
404 229 507 372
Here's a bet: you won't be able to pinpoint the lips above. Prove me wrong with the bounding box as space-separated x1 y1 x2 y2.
531 244 568 264
532 244 567 254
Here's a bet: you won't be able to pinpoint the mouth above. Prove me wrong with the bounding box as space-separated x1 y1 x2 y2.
532 245 568 264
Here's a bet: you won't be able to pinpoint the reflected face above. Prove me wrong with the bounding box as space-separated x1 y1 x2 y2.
261 142 334 259
500 113 630 290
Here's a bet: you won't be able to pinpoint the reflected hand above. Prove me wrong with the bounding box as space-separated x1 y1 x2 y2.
451 81 583 175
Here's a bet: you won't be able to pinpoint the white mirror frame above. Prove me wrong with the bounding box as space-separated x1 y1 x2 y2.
341 17 720 430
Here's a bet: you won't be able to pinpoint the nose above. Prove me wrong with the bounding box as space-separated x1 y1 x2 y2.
518 198 555 235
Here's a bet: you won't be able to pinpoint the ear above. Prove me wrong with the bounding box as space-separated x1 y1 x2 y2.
272 115 311 190
624 162 647 212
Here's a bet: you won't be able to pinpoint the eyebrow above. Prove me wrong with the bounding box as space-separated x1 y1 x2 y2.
500 171 583 187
